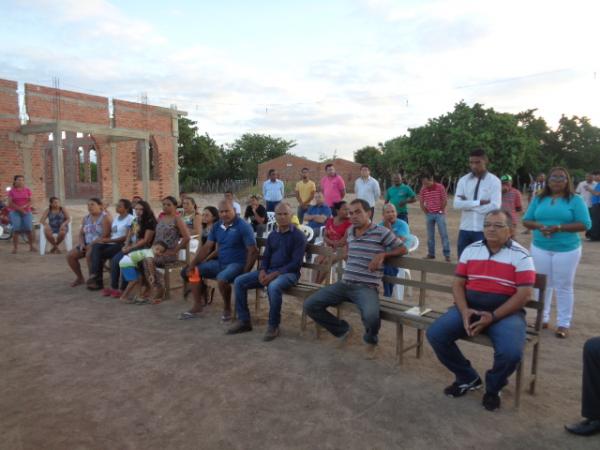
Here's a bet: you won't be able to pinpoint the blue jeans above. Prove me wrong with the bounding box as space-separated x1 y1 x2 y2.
426 213 450 258
383 265 399 297
426 303 526 394
110 250 127 290
304 281 380 344
297 205 308 224
198 260 245 283
457 230 484 258
234 270 299 328
266 201 280 212
9 211 33 232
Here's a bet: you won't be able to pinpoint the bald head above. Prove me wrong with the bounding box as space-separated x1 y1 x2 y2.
218 200 236 224
383 202 398 223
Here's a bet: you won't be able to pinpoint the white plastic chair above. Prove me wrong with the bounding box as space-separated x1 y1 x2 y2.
393 234 419 301
298 224 314 242
39 221 73 255
265 212 276 234
313 225 326 245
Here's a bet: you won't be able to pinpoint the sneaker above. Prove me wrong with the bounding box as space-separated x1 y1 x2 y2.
482 392 501 411
226 321 252 335
263 327 280 342
444 377 482 397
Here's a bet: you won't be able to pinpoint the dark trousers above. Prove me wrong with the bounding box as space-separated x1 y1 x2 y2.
582 337 600 419
266 201 280 212
110 250 127 290
90 243 123 287
589 205 600 241
397 212 408 224
457 230 484 257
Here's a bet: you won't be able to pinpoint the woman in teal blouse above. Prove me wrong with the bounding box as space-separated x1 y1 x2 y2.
523 167 591 338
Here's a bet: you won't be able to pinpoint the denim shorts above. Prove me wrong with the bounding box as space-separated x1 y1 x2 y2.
9 211 33 232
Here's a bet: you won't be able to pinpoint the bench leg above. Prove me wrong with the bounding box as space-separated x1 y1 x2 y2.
416 329 424 359
397 322 404 365
515 360 523 409
529 342 540 395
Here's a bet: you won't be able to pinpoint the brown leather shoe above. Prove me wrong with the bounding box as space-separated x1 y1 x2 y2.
556 327 569 338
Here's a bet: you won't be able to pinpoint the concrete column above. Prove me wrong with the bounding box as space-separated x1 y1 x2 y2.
110 142 120 202
171 105 180 196
52 128 66 202
141 139 151 201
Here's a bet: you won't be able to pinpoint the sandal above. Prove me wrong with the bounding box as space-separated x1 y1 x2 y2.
221 313 232 322
178 311 202 320
133 297 150 305
556 327 569 338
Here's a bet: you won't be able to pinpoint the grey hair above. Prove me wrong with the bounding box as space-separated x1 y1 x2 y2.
275 202 293 213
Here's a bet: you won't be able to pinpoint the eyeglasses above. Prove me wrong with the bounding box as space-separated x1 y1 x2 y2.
483 223 508 229
549 175 567 181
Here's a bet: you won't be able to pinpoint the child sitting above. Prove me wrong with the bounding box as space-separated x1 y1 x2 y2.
119 241 167 303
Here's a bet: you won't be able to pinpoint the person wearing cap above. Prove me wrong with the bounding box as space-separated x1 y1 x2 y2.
500 175 523 233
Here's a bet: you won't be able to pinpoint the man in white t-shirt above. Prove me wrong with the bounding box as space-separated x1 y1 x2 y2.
224 191 241 215
576 173 597 212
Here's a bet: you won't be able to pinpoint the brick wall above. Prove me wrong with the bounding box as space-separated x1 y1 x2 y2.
258 156 362 193
0 78 179 209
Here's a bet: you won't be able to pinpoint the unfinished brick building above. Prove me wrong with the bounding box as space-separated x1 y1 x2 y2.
0 78 186 209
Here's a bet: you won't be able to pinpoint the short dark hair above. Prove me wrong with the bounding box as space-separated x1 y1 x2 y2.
162 195 178 206
350 198 370 212
485 209 513 229
420 173 433 180
268 169 276 176
224 190 233 195
301 167 309 172
470 148 486 158
360 164 369 170
332 201 347 213
153 240 168 250
88 197 103 206
325 163 333 170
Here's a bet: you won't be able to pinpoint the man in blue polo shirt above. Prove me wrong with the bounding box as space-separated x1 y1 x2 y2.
180 200 257 321
227 202 307 341
303 192 331 237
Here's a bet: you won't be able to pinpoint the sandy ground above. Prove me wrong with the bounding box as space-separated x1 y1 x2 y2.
1 195 599 450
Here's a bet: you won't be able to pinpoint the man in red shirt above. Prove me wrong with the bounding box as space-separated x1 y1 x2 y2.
426 209 536 411
419 174 450 262
500 175 523 233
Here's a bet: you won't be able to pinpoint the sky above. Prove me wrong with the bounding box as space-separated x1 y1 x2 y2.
1 0 599 160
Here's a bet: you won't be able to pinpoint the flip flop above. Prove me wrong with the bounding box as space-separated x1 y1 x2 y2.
178 311 201 320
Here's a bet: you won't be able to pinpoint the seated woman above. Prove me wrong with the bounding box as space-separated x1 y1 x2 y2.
141 196 190 303
66 198 110 287
182 196 202 236
244 195 267 236
314 201 351 284
107 200 157 298
39 196 70 254
201 206 219 245
87 199 134 291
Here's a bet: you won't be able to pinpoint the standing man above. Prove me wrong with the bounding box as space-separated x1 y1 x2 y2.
354 165 381 218
419 174 450 262
576 172 597 217
295 167 316 224
385 173 416 224
320 163 346 212
181 200 257 322
565 337 600 436
263 169 285 212
500 175 523 233
224 191 241 216
304 199 406 358
528 173 546 203
227 203 307 341
304 192 331 237
426 209 536 412
453 148 501 257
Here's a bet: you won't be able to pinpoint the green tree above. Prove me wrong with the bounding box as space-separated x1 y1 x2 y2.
354 146 383 179
224 133 296 180
554 115 600 176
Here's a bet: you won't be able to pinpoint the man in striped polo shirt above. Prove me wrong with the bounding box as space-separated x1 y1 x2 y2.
419 173 451 262
426 209 536 411
304 199 406 358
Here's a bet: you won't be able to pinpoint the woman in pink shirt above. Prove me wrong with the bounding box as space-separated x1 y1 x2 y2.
7 175 35 253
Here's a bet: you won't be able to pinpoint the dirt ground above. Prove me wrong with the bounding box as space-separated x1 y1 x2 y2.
1 194 599 450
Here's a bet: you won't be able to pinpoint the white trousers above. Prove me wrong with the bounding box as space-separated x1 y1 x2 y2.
530 244 582 328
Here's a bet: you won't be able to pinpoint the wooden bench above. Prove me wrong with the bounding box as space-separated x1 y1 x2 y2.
374 256 547 408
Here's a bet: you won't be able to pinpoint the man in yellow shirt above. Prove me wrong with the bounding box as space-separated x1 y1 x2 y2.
295 167 316 224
